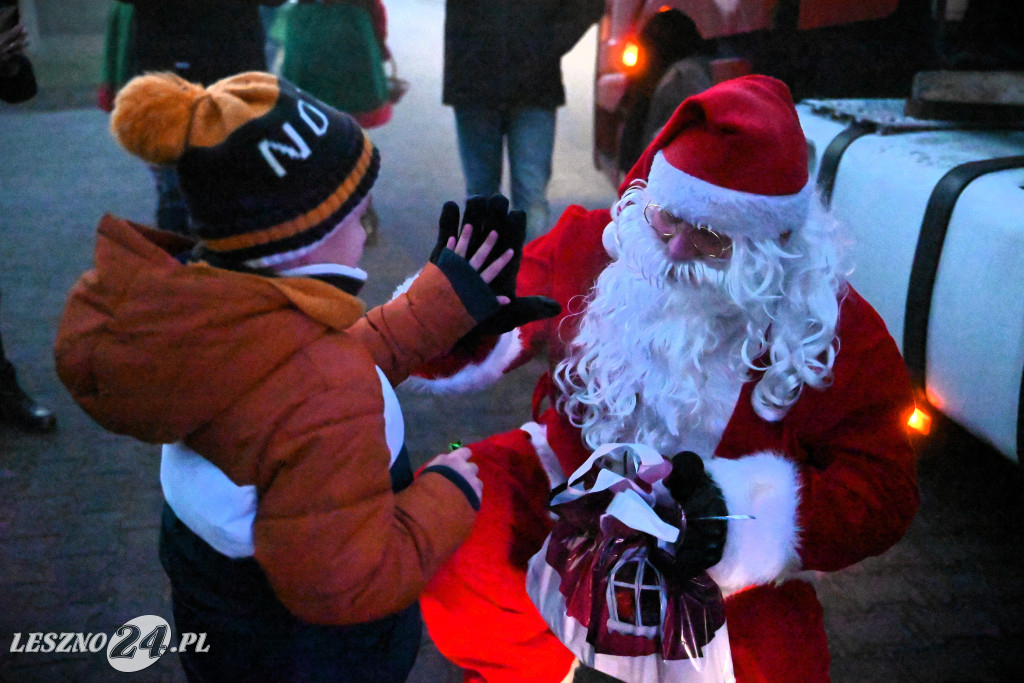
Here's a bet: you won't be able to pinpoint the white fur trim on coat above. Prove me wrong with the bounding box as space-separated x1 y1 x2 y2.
647 152 813 241
401 329 522 394
391 271 419 298
704 451 801 597
392 271 524 394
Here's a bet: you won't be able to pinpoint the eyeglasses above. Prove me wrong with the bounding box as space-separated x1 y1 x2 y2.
643 201 733 260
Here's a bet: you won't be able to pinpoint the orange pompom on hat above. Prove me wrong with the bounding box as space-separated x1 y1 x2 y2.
621 74 813 241
110 71 379 266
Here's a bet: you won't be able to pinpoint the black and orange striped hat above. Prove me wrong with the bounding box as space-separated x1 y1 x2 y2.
110 71 379 265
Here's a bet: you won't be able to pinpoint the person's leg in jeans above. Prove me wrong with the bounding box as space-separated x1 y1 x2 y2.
454 107 504 199
507 107 556 240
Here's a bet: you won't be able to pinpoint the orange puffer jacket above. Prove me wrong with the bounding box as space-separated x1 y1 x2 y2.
55 214 488 625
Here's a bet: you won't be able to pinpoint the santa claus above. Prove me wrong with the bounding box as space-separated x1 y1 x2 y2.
411 75 919 683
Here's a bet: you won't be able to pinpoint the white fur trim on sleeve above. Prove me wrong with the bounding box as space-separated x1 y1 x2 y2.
393 269 524 394
401 329 523 394
704 451 801 597
392 271 419 298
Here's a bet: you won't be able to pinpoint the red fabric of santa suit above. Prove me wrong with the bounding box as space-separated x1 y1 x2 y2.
416 76 919 683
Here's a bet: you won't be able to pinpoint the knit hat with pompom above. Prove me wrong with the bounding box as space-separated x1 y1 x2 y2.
110 71 379 266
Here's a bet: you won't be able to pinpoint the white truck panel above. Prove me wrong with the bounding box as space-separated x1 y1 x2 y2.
928 170 1024 459
798 102 1024 462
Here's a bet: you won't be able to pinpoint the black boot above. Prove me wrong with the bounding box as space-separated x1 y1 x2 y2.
0 361 56 433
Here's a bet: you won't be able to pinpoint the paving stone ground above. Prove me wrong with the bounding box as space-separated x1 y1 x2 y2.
2 2 1023 682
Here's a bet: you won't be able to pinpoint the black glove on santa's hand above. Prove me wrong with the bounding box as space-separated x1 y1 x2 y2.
664 451 728 580
431 194 559 339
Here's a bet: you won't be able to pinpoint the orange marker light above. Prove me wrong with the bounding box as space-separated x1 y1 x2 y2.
907 407 932 435
621 41 640 69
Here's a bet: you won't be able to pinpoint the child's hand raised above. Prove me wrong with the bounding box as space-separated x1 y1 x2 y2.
445 224 513 304
431 194 520 302
430 194 560 337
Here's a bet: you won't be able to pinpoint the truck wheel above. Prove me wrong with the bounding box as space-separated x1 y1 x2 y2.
642 58 712 143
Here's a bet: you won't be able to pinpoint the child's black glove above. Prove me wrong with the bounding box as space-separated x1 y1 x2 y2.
431 195 511 271
432 194 560 338
664 451 729 580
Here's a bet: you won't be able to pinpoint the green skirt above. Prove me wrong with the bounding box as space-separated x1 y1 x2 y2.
272 2 389 117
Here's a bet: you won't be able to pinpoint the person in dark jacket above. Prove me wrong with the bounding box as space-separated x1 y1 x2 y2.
0 2 34 102
117 0 286 234
1 1 56 434
126 0 285 87
443 0 604 240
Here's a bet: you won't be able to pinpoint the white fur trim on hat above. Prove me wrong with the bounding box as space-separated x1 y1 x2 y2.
704 451 802 597
647 152 814 241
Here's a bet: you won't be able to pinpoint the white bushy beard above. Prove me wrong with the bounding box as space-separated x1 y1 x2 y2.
555 184 846 455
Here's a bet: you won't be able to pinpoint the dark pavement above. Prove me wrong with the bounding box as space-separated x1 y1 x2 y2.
2 1 1023 681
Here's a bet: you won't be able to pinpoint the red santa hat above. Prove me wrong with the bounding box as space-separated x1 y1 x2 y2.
620 74 813 241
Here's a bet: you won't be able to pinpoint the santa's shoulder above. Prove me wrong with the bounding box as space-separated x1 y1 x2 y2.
534 205 610 247
525 205 612 276
836 285 897 350
828 284 912 401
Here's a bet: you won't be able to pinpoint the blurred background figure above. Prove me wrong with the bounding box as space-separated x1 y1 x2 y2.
443 0 603 240
0 2 33 100
270 0 408 245
271 0 399 129
260 1 283 70
1 0 55 433
96 0 133 112
96 0 286 235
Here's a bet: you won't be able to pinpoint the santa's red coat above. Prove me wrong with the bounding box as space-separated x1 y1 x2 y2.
416 206 919 683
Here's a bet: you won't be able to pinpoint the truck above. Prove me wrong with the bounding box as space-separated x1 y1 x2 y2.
591 0 1024 463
